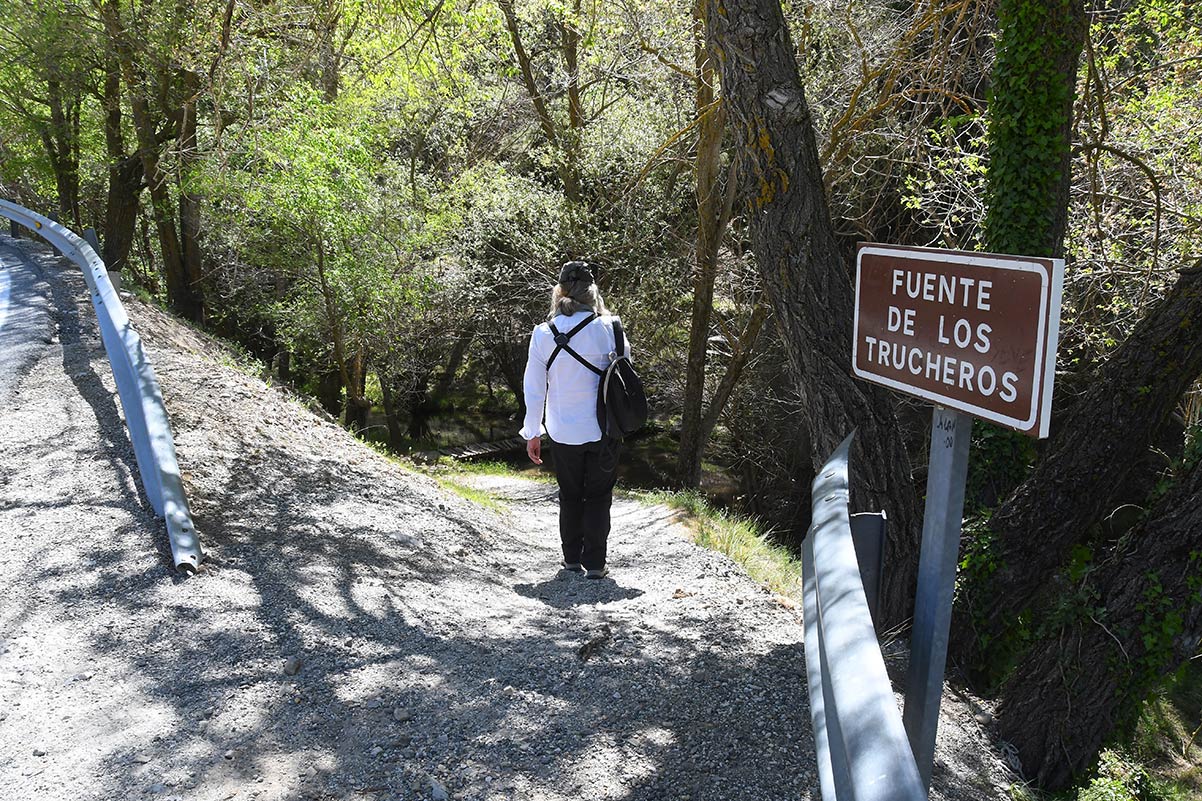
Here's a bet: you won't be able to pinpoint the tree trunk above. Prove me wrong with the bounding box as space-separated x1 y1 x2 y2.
705 0 922 627
177 73 205 317
101 62 142 273
984 0 1085 259
497 0 581 203
43 77 81 227
947 0 1087 679
698 301 769 447
315 1 342 101
559 0 584 202
995 458 1202 790
317 368 342 418
406 372 434 440
100 1 203 321
953 266 1202 677
678 1 729 489
431 328 474 405
345 352 369 432
379 375 405 450
492 337 527 420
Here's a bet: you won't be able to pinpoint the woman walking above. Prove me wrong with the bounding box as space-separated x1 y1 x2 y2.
519 260 631 579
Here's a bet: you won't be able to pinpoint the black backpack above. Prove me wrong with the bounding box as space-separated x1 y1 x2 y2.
546 314 647 439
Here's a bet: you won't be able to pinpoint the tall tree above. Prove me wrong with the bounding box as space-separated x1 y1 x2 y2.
947 1 1202 786
947 0 1089 669
99 53 143 273
703 0 922 627
496 0 586 204
0 1 90 226
676 0 729 488
98 0 203 319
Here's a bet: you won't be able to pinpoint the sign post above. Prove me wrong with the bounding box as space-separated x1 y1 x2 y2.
902 406 971 789
851 243 1064 792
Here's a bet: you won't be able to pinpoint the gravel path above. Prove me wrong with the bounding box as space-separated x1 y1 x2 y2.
0 238 1019 800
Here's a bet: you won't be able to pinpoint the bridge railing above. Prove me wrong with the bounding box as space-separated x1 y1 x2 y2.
1 200 202 573
803 432 925 801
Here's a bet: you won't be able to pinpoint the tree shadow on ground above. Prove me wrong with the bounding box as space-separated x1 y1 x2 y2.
5 250 817 801
17 435 816 800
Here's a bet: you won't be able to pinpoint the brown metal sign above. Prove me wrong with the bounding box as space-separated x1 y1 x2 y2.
852 243 1064 437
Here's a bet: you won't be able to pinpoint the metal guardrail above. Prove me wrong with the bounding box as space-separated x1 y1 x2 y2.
1 200 202 573
802 432 925 801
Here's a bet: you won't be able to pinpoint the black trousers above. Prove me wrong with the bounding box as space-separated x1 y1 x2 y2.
551 438 620 570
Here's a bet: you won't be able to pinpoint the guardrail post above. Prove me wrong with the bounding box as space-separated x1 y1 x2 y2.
849 511 886 627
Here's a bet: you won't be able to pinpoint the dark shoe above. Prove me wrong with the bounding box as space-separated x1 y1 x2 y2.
586 567 609 579
562 561 584 573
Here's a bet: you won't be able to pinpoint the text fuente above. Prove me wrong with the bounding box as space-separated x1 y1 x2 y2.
852 245 1060 436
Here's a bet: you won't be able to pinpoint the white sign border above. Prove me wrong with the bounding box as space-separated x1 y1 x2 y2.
852 246 1063 436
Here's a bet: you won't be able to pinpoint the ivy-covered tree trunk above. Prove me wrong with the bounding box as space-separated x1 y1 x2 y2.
704 0 922 628
994 457 1202 790
983 0 1086 259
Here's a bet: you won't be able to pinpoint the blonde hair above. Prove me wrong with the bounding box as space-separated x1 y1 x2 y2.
548 278 610 320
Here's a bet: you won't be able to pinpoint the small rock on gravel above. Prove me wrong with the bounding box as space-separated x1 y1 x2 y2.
283 655 303 676
393 707 412 722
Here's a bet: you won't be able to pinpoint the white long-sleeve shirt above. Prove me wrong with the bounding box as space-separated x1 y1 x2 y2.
519 310 633 445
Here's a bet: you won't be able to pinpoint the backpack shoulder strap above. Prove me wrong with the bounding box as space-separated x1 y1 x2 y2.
546 313 600 372
610 318 626 361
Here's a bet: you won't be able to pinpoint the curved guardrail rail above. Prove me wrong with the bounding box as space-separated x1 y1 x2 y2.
803 432 925 801
1 199 202 573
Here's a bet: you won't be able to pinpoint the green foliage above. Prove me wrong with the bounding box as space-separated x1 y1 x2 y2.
1078 750 1156 801
966 420 1037 513
1136 572 1185 681
1062 0 1202 366
900 115 990 251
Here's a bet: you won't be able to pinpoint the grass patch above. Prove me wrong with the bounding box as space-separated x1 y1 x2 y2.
360 442 510 512
634 489 804 600
433 475 508 513
1073 748 1192 801
446 458 554 483
1126 661 1202 799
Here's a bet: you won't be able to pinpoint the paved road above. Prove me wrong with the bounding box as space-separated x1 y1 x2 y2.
0 241 55 406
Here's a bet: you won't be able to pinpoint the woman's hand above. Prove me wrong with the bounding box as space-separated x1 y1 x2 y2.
526 437 543 465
